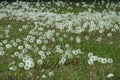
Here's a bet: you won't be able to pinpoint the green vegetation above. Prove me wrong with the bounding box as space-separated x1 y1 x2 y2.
0 1 120 80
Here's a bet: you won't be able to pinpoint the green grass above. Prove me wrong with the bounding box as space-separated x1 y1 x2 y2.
0 20 119 80
0 1 120 80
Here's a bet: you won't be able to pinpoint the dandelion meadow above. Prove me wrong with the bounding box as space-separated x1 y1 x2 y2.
0 1 120 80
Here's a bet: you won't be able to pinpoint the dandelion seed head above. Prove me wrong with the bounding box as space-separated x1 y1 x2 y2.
88 53 93 57
107 73 114 78
0 51 5 56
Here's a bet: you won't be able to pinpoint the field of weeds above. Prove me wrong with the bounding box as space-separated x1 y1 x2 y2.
0 1 120 80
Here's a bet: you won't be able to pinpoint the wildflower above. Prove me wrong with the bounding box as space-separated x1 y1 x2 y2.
75 36 81 43
14 52 19 56
85 36 89 40
48 71 54 77
19 28 23 32
96 37 102 42
38 27 44 31
59 37 63 42
63 34 68 38
16 38 21 43
46 51 51 55
22 48 28 53
107 33 112 37
99 30 104 34
76 3 79 6
25 44 32 49
24 65 30 70
41 45 46 51
88 60 94 65
101 58 107 64
18 46 23 50
19 62 24 67
38 50 44 55
107 73 114 78
9 65 17 71
41 54 46 59
76 49 82 54
55 45 61 49
70 36 74 41
29 39 34 43
42 74 46 79
59 57 66 65
6 44 12 49
111 28 116 32
52 38 55 42
57 48 64 53
65 44 70 49
98 57 103 63
88 53 93 58
12 42 18 47
18 53 24 59
72 50 79 55
68 54 73 58
90 56 98 61
107 58 113 63
37 59 43 65
43 40 48 44
42 69 45 72
36 39 42 44
25 60 34 68
5 35 9 38
2 40 8 44
0 51 5 56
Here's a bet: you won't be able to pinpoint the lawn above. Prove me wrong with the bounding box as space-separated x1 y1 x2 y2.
0 1 120 80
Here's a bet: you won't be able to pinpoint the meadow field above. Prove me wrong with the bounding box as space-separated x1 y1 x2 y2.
0 1 120 80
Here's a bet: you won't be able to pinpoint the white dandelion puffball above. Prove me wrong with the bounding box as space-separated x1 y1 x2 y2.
9 66 17 71
107 73 114 78
88 52 93 57
6 44 12 49
37 59 43 65
88 60 94 65
48 71 54 77
38 50 44 55
36 39 42 44
13 42 18 47
85 36 89 40
41 45 46 51
42 74 46 79
24 65 30 70
107 58 113 63
14 52 19 56
16 38 21 43
65 44 70 48
46 51 51 55
98 57 103 63
90 56 98 61
70 36 74 41
0 51 5 56
59 57 66 65
19 62 24 68
59 37 63 42
18 46 23 50
101 58 108 64
25 44 32 49
107 33 112 37
96 37 102 42
3 40 8 44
